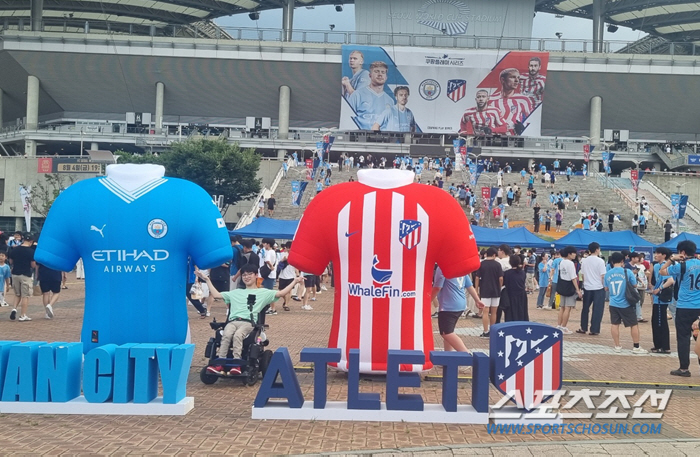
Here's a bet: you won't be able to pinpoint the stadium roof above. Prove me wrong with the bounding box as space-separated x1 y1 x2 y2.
536 0 700 43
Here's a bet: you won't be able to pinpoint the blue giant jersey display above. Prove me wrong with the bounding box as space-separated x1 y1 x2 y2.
35 168 232 353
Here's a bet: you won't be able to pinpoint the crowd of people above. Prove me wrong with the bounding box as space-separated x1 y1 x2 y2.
432 239 700 377
1 231 66 322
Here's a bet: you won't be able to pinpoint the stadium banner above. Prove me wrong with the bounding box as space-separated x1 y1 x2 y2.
18 185 31 231
291 181 308 207
671 194 688 220
340 45 548 136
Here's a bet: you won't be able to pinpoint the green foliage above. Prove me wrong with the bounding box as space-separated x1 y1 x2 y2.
116 139 262 213
25 174 77 217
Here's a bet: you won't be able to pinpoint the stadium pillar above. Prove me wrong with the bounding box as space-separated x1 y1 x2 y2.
282 0 295 42
155 81 165 133
24 75 40 157
592 0 604 53
590 160 601 172
589 95 602 149
278 85 291 159
0 90 3 127
30 0 43 32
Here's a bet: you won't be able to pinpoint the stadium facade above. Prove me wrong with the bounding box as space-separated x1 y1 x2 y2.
1 0 700 230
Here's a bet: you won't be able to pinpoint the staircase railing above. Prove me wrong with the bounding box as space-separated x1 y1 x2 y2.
640 179 700 229
234 162 285 230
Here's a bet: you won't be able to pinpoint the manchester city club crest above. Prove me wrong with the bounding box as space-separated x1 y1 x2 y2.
490 322 563 411
398 219 422 250
419 79 441 101
447 79 467 103
148 218 168 239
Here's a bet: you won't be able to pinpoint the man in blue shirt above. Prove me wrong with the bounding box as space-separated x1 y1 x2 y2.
536 252 550 308
347 61 394 130
371 86 416 133
604 252 647 354
661 240 700 376
547 251 562 309
432 266 483 352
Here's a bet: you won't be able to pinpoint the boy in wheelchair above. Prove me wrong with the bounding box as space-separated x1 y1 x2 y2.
196 265 303 375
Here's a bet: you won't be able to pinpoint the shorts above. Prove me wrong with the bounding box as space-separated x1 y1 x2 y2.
40 280 61 294
560 294 577 307
482 297 500 308
210 279 230 293
610 306 638 327
12 275 32 298
526 272 534 283
278 278 294 290
556 221 562 226
438 311 463 335
304 275 318 288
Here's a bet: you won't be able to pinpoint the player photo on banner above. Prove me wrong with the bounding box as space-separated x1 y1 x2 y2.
339 45 549 137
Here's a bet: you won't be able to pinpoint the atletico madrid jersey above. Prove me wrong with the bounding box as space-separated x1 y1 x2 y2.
35 167 232 353
289 170 480 373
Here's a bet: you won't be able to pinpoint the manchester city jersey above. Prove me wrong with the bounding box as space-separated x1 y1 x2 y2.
35 174 232 353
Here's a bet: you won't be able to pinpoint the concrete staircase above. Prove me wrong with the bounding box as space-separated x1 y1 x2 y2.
263 164 669 245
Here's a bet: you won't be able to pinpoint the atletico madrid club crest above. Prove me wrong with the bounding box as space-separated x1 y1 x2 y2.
447 79 467 103
489 322 562 411
399 219 422 250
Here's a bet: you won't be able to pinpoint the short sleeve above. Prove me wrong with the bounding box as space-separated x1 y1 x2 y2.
34 186 80 272
667 263 680 278
185 182 233 269
434 192 481 278
288 190 333 275
255 289 278 313
464 275 473 288
433 267 446 289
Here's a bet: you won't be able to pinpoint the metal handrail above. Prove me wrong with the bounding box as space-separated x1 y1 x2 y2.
2 26 700 57
593 172 664 229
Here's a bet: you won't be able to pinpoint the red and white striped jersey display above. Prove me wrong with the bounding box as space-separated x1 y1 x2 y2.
459 107 507 135
288 170 481 374
489 93 535 135
518 74 546 104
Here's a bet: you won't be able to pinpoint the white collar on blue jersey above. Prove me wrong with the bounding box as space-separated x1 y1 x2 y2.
357 169 414 189
105 164 165 191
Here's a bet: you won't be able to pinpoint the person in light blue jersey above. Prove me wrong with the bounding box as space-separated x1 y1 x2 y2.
547 251 562 309
661 240 700 377
347 61 394 130
341 50 371 98
432 266 483 352
650 247 674 354
371 86 416 133
536 252 550 308
34 164 232 353
604 252 647 354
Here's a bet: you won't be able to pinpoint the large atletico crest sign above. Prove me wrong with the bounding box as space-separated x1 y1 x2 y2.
490 322 563 411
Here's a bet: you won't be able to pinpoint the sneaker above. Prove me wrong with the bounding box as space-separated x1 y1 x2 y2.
670 368 691 377
479 332 490 338
206 365 223 374
310 297 316 301
614 346 622 353
205 311 211 317
0 301 8 307
10 308 17 320
291 296 302 302
18 315 32 322
228 366 242 375
321 285 328 291
631 347 648 355
45 304 54 319
266 309 278 315
560 327 573 335
301 304 313 311
431 311 439 318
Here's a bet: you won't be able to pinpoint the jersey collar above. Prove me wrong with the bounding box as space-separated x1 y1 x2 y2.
357 170 414 189
99 176 168 203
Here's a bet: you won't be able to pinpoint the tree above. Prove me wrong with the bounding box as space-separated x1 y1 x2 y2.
115 139 262 215
24 173 78 217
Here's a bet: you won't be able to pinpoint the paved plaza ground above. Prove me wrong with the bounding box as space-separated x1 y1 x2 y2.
2 274 700 455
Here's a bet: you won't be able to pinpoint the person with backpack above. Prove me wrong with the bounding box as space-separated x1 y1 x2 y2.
277 241 297 311
649 247 674 354
660 240 700 377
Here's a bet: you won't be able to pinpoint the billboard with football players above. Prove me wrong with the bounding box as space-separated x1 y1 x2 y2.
340 45 548 137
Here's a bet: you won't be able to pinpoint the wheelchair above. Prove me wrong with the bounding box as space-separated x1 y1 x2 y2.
199 304 273 386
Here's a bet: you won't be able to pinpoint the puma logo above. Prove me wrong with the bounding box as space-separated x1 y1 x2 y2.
90 224 106 238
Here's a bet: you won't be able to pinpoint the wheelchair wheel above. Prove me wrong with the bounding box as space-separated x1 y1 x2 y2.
243 370 259 386
200 367 218 385
260 350 273 376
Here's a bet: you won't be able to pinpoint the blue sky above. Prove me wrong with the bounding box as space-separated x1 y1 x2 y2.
216 4 646 44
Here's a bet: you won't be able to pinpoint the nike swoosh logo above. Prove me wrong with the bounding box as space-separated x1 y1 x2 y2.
345 231 359 237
